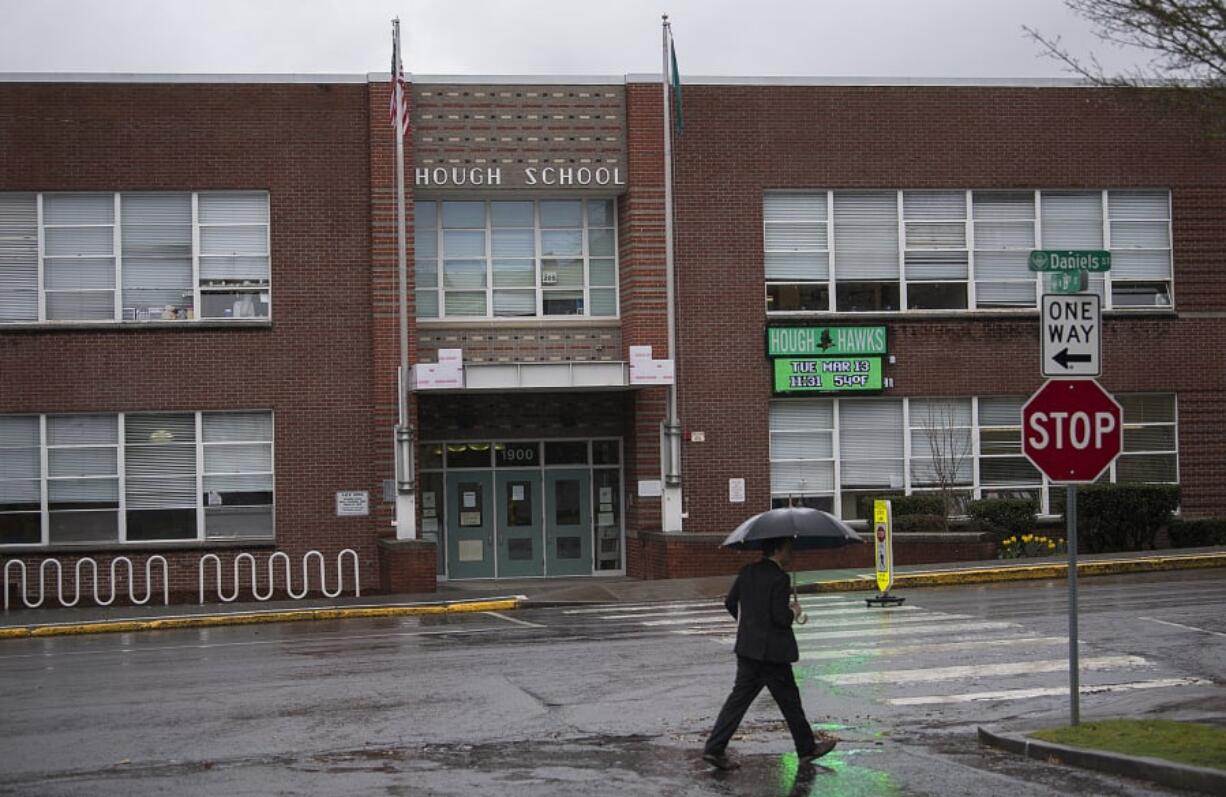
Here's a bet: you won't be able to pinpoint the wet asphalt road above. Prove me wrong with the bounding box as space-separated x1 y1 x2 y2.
0 569 1224 796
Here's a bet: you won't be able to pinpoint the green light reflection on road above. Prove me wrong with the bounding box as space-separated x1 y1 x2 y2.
776 750 899 797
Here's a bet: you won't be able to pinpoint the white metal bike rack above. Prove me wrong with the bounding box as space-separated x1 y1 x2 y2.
197 549 360 604
3 555 169 610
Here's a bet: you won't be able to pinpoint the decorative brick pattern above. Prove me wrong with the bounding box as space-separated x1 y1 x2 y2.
418 325 621 363
412 83 627 192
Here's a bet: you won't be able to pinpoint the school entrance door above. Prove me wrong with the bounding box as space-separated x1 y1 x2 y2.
423 439 623 580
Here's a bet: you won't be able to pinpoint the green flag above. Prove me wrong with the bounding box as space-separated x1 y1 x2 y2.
670 39 683 134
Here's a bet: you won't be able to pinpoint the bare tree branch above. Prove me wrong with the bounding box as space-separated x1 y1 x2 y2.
1025 1 1226 129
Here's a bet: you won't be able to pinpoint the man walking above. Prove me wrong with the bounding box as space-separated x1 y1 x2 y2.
702 536 835 770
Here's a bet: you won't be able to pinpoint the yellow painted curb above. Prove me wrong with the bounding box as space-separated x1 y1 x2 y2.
798 552 1226 595
3 598 521 640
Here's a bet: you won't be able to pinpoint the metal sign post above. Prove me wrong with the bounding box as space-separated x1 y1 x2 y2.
1067 484 1080 725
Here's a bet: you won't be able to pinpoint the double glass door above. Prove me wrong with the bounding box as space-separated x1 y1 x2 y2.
444 468 593 579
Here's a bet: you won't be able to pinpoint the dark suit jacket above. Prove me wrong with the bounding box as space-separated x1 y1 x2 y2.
724 558 798 663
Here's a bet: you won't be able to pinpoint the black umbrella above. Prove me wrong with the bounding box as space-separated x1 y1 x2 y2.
721 507 864 551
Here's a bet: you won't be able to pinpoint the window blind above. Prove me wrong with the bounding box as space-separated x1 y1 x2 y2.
121 193 193 311
1109 190 1171 281
768 399 835 495
838 399 904 487
973 192 1036 306
833 192 898 280
198 193 269 282
0 194 38 322
764 193 829 281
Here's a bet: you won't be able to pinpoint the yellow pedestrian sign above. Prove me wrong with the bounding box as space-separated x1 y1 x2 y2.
867 499 905 607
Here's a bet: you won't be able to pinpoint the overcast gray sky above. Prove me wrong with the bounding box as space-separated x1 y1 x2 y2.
0 0 1153 77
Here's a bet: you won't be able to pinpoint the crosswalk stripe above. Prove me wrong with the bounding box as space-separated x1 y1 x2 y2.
559 594 859 615
562 601 720 615
672 614 984 637
814 655 1148 686
599 601 882 621
886 677 1213 706
786 620 1017 640
796 636 1069 661
637 605 922 626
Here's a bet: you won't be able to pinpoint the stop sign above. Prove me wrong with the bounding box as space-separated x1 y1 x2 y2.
1022 379 1123 484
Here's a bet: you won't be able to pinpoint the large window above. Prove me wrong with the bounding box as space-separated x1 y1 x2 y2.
769 394 1177 519
764 189 1172 313
0 191 270 324
415 199 618 320
0 411 273 547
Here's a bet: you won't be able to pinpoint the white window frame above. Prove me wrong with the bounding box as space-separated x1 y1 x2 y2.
416 198 620 321
0 191 271 325
766 394 1178 520
763 190 834 313
0 410 275 548
763 189 1174 315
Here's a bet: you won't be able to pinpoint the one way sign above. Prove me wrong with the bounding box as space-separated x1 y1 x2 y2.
1041 294 1101 377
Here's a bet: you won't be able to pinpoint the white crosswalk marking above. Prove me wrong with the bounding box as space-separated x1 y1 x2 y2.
814 656 1149 686
562 595 1218 711
796 636 1069 661
887 678 1214 706
638 605 920 626
556 595 1216 710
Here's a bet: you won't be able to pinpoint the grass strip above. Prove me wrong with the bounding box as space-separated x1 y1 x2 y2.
1031 719 1226 771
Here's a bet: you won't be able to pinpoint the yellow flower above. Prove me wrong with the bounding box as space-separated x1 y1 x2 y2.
1049 541 1057 549
1023 534 1032 543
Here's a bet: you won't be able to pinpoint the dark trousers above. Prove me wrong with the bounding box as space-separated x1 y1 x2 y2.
704 655 816 756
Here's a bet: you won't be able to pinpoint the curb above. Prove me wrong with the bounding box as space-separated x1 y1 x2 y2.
978 726 1226 795
796 552 1226 595
0 596 524 640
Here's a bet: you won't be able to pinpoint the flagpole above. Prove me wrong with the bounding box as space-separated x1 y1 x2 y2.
393 17 417 540
661 14 683 532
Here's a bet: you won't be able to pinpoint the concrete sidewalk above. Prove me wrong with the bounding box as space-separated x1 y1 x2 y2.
2 546 1223 638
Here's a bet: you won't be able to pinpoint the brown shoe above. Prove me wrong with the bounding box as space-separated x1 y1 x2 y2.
702 751 740 770
797 737 837 765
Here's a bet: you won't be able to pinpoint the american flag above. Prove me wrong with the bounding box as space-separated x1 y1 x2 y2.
389 33 409 138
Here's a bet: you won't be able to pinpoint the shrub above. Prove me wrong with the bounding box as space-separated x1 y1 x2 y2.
892 514 946 533
861 494 946 519
1075 484 1180 553
968 498 1037 539
1167 518 1226 548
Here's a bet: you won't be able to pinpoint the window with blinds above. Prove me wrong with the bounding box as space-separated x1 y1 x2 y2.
0 410 274 547
1108 191 1172 307
764 193 830 312
414 198 618 320
972 192 1037 307
766 394 1176 520
909 398 973 488
839 399 904 519
0 191 269 324
0 416 41 544
834 192 900 312
764 189 1173 313
0 194 39 323
903 191 968 309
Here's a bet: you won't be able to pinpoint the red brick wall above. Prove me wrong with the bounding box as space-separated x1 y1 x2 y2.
0 81 382 585
621 83 672 533
667 84 1226 536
